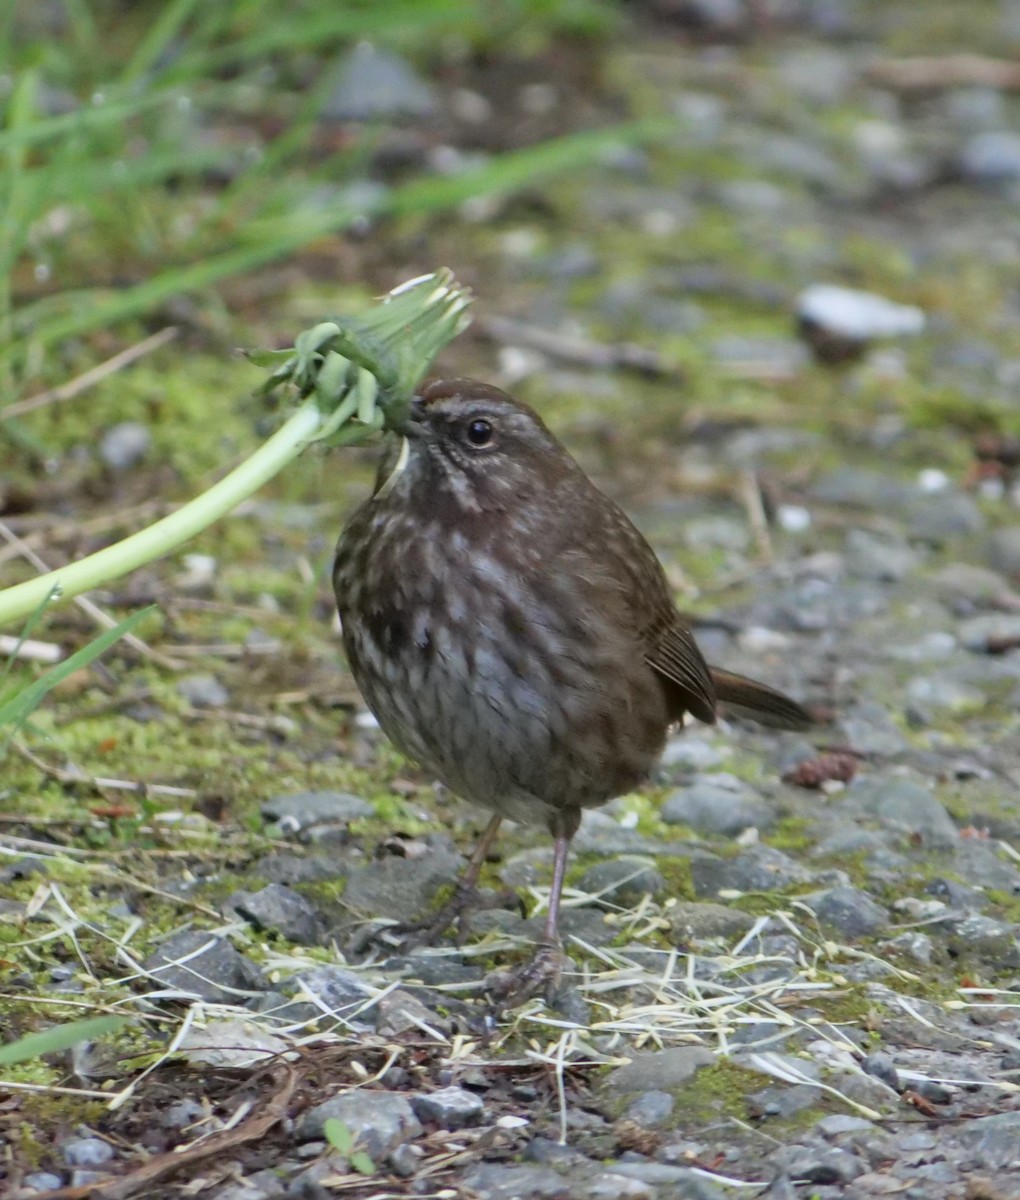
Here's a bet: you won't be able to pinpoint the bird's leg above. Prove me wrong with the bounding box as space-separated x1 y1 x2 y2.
395 814 505 947
488 810 580 1005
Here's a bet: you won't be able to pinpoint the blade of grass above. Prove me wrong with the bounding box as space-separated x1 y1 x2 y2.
168 0 469 81
0 1014 126 1067
6 116 672 369
120 0 206 86
0 607 155 744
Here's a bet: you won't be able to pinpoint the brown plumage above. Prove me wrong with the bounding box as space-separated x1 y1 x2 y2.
334 378 811 998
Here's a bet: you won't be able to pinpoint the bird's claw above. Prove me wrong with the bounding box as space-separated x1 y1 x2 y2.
485 940 563 1006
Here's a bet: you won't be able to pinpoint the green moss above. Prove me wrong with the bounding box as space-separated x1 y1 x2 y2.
654 857 697 903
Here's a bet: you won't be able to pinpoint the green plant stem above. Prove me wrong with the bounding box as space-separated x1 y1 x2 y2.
0 399 323 629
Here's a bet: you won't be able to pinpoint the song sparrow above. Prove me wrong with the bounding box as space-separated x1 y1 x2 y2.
334 379 810 997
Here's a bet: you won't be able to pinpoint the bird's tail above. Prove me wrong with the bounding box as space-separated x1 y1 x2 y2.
709 667 813 730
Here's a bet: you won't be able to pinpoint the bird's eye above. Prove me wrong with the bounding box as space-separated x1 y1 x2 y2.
465 418 493 448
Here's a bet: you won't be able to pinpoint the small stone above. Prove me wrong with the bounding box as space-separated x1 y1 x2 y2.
604 1046 715 1092
882 931 933 965
816 1114 876 1137
862 1051 900 1092
462 1164 576 1198
809 468 914 510
228 883 323 945
844 529 922 581
960 130 1020 184
770 1145 866 1185
62 1137 114 1166
661 780 773 835
143 930 265 1003
690 845 814 897
375 989 447 1038
944 915 1020 967
99 421 151 470
797 284 924 358
957 1111 1020 1169
176 673 228 708
584 1174 657 1200
747 1083 820 1119
297 1090 423 1158
907 492 985 540
161 1099 205 1129
22 1173 64 1193
841 777 958 848
959 613 1020 653
987 526 1020 578
837 703 909 757
179 1018 290 1069
623 1090 675 1127
343 849 464 923
284 965 373 1020
261 791 375 830
575 856 666 904
321 43 435 121
389 1143 424 1177
411 1086 484 1129
667 901 755 943
660 736 726 770
804 885 889 938
905 675 985 716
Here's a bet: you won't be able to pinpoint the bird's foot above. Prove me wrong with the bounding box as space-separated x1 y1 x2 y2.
485 939 564 1007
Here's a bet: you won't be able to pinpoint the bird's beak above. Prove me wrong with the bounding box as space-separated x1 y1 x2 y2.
396 395 428 439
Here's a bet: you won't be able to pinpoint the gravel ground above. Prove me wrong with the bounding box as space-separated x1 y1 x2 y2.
7 2 1020 1198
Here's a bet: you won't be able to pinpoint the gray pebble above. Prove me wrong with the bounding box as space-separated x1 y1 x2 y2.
462 1163 581 1199
668 901 755 943
960 130 1020 184
804 885 889 938
321 43 435 121
411 1086 484 1129
297 1090 422 1158
661 779 773 835
956 1111 1020 1170
862 1051 901 1092
958 613 1020 652
623 1089 675 1127
343 849 464 923
227 882 323 945
143 930 265 1003
99 421 151 470
574 856 666 904
816 1114 876 1137
283 965 373 1019
62 1137 114 1166
389 1143 425 1177
770 1146 865 1184
987 526 1020 578
22 1174 64 1193
840 776 958 848
837 703 909 758
176 672 229 708
844 529 922 582
261 790 375 830
690 845 814 897
605 1046 715 1092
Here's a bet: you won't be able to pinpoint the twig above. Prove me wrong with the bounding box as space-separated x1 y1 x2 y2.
3 327 178 420
0 520 182 670
737 469 773 564
866 54 1020 93
0 634 62 663
13 739 198 799
476 315 683 380
11 1064 298 1200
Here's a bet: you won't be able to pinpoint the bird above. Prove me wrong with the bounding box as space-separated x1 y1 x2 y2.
333 378 811 999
